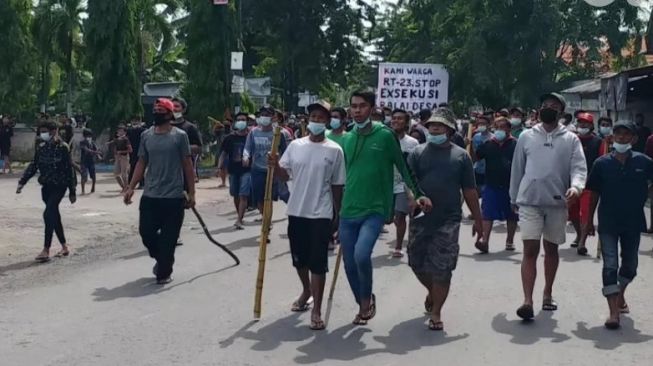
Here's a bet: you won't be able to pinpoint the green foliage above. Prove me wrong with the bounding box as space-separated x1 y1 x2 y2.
375 0 645 109
0 0 36 116
85 0 142 130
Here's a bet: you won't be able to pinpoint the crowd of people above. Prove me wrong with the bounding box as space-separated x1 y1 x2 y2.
12 89 653 333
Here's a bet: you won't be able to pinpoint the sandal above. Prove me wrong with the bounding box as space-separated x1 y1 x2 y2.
577 247 588 256
475 240 489 254
542 298 558 311
291 296 313 312
428 319 444 331
35 251 50 262
620 303 630 314
54 248 70 257
570 240 579 248
604 318 621 330
505 243 515 251
516 304 534 320
424 295 433 314
360 294 376 321
392 250 404 258
352 314 368 326
309 318 326 331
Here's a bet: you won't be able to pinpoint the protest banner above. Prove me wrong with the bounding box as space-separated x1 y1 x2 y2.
377 63 449 112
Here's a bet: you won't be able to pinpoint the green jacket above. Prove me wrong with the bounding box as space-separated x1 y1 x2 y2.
326 130 347 148
340 123 421 219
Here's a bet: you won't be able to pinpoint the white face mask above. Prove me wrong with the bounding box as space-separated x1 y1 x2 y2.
86 137 92 142
257 116 272 126
173 112 183 120
577 127 591 135
477 126 487 133
40 132 51 141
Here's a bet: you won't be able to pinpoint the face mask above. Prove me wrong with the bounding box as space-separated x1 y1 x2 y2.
494 130 507 141
86 137 92 142
510 118 522 127
427 133 448 145
40 132 51 141
235 121 247 131
330 118 341 130
613 142 632 154
173 112 183 120
355 119 371 130
540 108 559 124
257 116 272 126
307 121 326 135
153 113 169 125
477 126 487 133
525 120 534 128
384 116 392 123
577 128 591 135
600 126 612 136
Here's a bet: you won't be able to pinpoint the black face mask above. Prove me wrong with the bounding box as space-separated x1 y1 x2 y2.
153 113 170 126
539 108 559 124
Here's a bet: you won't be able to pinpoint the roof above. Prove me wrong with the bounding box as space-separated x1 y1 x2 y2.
561 80 601 95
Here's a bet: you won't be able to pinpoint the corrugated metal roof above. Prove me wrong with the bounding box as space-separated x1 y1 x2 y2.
561 80 601 94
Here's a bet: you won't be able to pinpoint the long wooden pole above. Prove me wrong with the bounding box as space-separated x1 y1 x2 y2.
328 246 343 300
253 127 281 319
466 121 474 155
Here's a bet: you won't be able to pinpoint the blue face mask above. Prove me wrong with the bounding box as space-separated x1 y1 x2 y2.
427 133 448 145
355 119 371 130
235 121 247 131
307 121 326 135
330 118 341 130
613 142 632 154
494 130 507 141
600 126 612 136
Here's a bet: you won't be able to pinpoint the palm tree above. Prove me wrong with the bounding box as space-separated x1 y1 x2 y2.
134 0 182 84
50 0 85 117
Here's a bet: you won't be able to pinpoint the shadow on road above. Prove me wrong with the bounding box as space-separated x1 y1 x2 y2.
558 247 601 263
230 313 314 351
459 250 521 265
491 311 571 345
119 250 148 260
572 318 653 349
372 253 404 269
0 259 42 276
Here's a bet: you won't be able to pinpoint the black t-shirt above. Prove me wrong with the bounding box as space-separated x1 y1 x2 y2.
220 133 250 175
635 126 651 153
579 134 602 174
476 138 517 189
0 125 13 147
127 126 146 157
172 119 202 149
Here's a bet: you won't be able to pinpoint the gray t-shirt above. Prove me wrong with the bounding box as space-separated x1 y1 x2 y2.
138 126 191 199
408 142 476 229
243 127 287 172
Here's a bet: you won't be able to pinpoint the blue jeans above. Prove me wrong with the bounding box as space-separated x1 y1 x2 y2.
339 214 385 304
599 231 640 297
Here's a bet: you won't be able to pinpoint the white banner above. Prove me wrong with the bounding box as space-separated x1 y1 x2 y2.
377 62 449 112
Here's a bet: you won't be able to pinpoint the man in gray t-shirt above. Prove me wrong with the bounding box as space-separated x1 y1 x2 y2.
406 109 483 331
124 98 195 285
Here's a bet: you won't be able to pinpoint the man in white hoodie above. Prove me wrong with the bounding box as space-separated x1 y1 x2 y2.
510 92 587 320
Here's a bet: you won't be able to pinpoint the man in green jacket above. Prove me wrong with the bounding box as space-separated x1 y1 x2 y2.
339 91 432 325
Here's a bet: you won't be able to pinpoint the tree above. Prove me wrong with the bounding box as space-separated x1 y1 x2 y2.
85 0 141 130
0 0 36 117
32 0 56 113
50 0 85 117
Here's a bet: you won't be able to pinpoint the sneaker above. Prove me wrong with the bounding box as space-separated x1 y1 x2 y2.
156 276 173 285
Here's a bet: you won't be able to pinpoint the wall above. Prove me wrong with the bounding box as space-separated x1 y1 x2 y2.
9 128 112 162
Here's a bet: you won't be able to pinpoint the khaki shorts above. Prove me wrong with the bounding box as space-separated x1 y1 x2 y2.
518 205 567 245
113 154 130 178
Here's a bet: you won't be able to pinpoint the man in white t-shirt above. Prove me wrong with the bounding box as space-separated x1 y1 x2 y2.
391 109 420 257
269 100 346 331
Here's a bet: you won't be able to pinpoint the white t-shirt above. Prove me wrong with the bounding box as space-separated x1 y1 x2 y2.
279 136 346 219
393 134 420 193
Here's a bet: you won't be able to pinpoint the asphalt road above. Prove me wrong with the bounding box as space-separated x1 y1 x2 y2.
2 176 653 366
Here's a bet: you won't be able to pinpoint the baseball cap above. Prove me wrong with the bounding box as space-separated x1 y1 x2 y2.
307 100 332 116
510 107 525 115
259 105 275 115
155 98 175 113
540 92 567 111
613 120 636 133
576 112 594 124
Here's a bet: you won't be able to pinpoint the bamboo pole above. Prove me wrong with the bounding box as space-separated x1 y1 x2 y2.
466 121 474 155
253 127 281 319
328 246 343 300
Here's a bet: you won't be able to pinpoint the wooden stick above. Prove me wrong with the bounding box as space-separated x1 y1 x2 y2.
328 246 343 300
253 126 281 319
466 122 474 155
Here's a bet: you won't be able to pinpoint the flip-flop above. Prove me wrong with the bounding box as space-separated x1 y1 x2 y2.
309 319 326 331
291 297 313 312
577 247 588 256
516 304 534 320
54 249 70 258
570 240 579 248
604 318 621 330
428 319 444 331
392 250 404 258
505 243 515 251
542 299 558 311
620 303 630 314
360 294 376 321
35 253 50 262
352 314 368 326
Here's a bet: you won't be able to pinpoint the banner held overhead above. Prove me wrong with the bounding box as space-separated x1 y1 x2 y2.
377 63 449 112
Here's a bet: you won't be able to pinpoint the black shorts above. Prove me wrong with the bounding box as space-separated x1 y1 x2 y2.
288 216 332 275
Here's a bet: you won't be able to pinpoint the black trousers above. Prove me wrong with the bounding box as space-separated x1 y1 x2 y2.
41 185 67 249
128 154 143 188
139 196 185 279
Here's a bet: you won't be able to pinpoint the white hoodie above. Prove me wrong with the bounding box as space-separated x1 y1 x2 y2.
509 123 587 208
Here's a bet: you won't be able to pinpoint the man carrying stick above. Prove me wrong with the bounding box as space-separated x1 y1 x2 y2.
269 100 346 330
